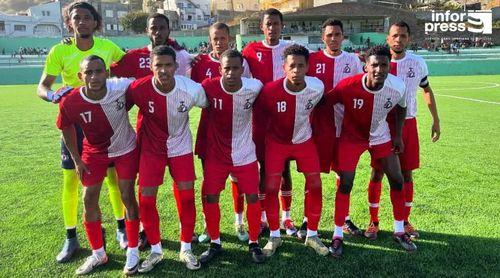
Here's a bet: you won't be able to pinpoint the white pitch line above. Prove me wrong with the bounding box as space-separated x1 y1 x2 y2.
435 82 500 91
435 94 500 105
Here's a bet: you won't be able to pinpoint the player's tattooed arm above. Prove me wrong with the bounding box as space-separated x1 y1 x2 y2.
61 125 89 179
393 104 407 154
422 85 441 142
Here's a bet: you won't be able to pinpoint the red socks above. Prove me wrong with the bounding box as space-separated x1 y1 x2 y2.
125 219 140 248
390 188 405 221
404 181 414 221
176 187 196 242
334 190 350 227
368 181 382 223
231 181 245 214
246 201 261 242
264 175 282 231
139 193 161 245
84 220 103 250
304 175 322 231
203 201 221 240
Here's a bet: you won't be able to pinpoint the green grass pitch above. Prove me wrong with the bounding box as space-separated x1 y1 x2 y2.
0 75 499 277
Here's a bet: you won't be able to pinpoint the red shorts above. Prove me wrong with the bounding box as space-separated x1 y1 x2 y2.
265 137 320 174
337 140 393 172
81 148 139 186
202 160 259 195
138 152 196 187
371 118 420 171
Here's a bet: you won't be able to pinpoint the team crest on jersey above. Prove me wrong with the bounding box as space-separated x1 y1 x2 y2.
178 101 188 113
384 98 393 109
243 98 252 110
343 64 351 73
305 99 314 110
407 67 416 78
115 99 125 110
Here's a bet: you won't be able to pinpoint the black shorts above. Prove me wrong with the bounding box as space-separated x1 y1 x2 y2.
60 125 84 169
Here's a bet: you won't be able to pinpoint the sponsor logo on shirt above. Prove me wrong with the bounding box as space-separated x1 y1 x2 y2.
305 99 314 110
343 64 351 73
243 99 252 110
384 98 393 109
407 67 415 78
115 99 125 110
178 101 188 113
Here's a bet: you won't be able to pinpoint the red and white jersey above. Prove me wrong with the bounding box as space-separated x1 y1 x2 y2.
242 40 295 84
202 77 263 166
57 78 136 158
308 50 364 136
326 73 406 146
126 75 207 157
111 44 192 78
256 76 324 144
191 53 252 83
389 52 429 118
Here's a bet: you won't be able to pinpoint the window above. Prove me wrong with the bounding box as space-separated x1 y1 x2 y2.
187 15 192 21
42 11 46 16
0 21 5 31
46 11 50 16
14 25 26 31
117 11 127 18
197 15 201 20
105 10 113 17
106 24 112 30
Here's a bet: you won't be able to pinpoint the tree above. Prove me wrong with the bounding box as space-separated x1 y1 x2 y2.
120 11 149 34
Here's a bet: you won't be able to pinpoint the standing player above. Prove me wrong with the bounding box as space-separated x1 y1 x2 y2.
257 45 329 257
57 56 140 275
364 22 440 240
36 1 127 263
110 12 193 250
111 13 191 78
321 46 417 257
192 22 252 243
198 49 265 264
242 8 297 235
126 46 206 272
306 18 364 239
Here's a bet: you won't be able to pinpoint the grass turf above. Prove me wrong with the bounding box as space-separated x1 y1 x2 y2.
0 75 499 277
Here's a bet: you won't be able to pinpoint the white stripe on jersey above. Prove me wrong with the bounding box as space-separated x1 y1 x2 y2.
262 40 295 81
362 74 406 146
329 51 365 137
228 78 262 166
99 78 136 157
393 52 429 118
152 76 206 157
284 76 324 144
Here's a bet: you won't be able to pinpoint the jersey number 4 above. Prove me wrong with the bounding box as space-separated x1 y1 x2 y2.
80 111 92 123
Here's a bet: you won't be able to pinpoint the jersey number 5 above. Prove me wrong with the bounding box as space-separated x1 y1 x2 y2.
353 99 364 109
277 101 286 112
80 111 92 123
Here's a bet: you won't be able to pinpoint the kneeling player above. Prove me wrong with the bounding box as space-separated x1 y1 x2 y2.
126 46 207 272
199 50 265 264
57 55 140 275
322 46 417 257
257 45 329 257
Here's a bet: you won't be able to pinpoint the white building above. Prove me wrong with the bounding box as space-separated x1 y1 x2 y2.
162 0 211 30
0 1 62 37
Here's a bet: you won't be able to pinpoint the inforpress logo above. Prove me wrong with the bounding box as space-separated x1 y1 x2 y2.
424 10 492 35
